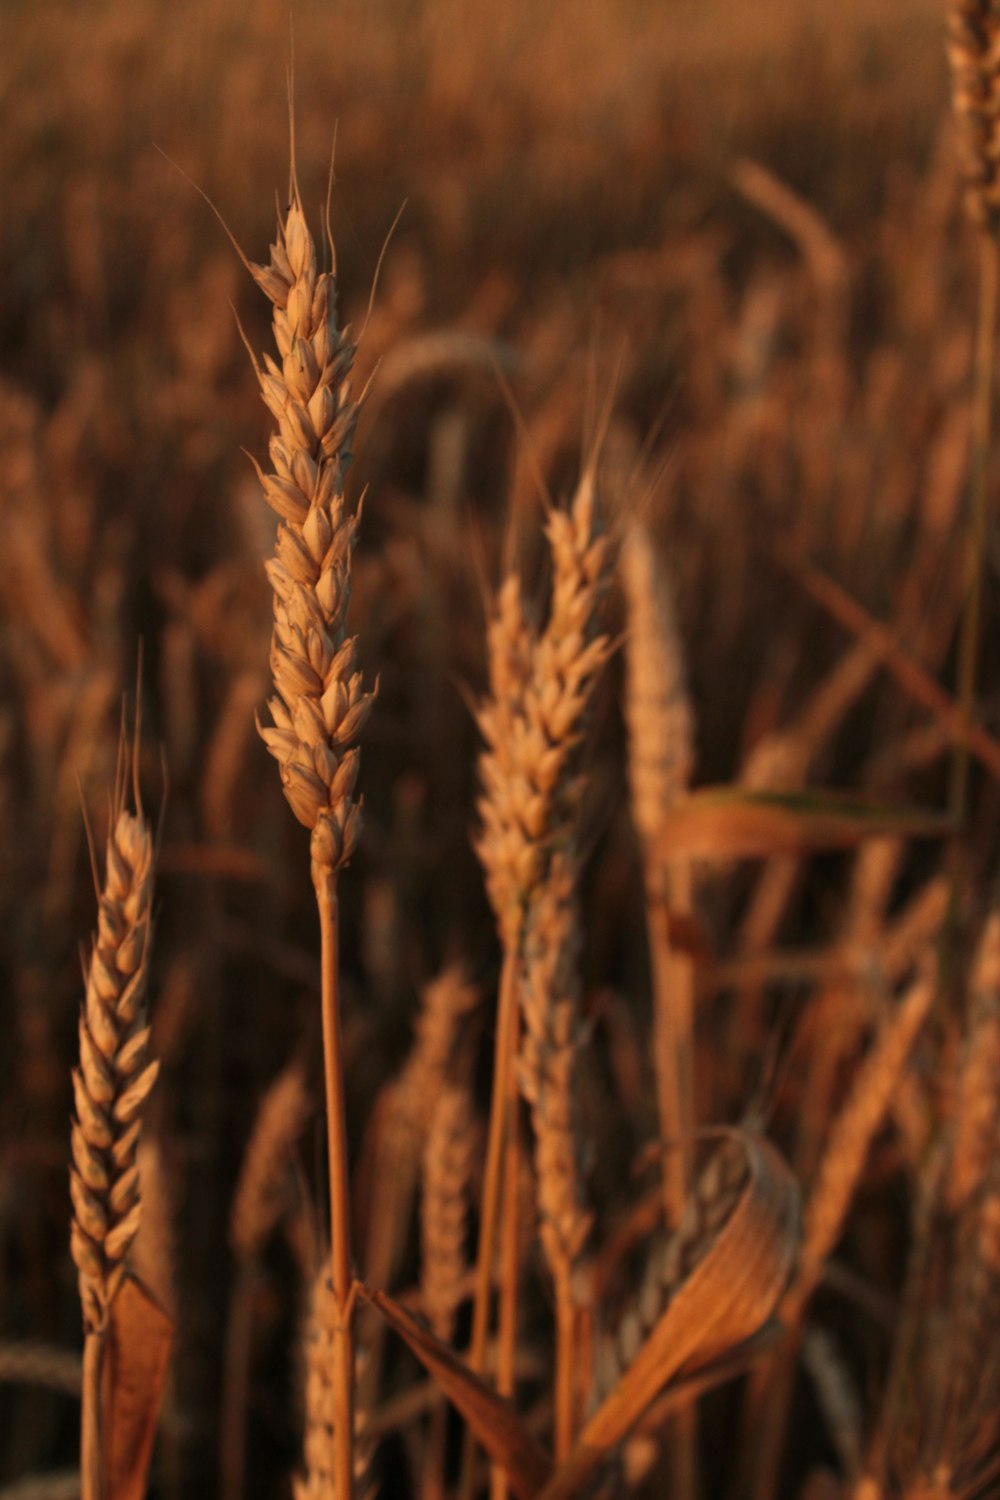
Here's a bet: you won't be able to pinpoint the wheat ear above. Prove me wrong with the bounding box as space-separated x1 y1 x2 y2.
250 179 374 1498
70 757 158 1500
421 1083 477 1500
518 851 593 1459
464 473 610 1495
787 961 935 1320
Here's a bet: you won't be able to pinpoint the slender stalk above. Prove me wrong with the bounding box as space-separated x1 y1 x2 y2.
459 950 519 1500
646 862 699 1500
553 1267 576 1463
80 1331 104 1500
490 1089 522 1500
951 232 999 823
647 876 694 1227
314 872 354 1499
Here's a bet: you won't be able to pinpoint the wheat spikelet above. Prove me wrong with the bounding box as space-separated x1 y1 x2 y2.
420 1083 477 1343
620 522 695 849
790 962 935 1315
250 185 375 880
294 1261 373 1500
947 0 1000 234
946 913 1000 1213
230 1058 312 1262
70 771 158 1336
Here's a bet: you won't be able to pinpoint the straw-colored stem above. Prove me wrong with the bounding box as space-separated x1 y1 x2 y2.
314 873 355 1499
490 1093 522 1500
80 1331 104 1500
554 1265 576 1463
647 874 693 1228
646 863 699 1500
460 949 519 1500
951 230 999 823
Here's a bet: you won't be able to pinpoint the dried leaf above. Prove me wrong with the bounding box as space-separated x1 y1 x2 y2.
102 1276 173 1500
361 1286 553 1499
656 787 952 862
538 1132 800 1500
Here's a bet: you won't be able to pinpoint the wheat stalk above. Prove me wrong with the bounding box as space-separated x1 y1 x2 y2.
518 851 593 1459
464 471 611 1494
249 174 374 1498
294 1260 373 1500
70 754 158 1500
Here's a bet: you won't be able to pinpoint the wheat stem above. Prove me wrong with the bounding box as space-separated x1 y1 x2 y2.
80 1333 103 1500
951 231 999 822
460 948 518 1499
315 872 354 1499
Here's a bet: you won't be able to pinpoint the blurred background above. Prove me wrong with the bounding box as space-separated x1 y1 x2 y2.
0 0 985 1494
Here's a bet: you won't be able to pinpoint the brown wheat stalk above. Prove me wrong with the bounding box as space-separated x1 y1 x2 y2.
465 470 611 1496
70 752 159 1500
249 168 374 1497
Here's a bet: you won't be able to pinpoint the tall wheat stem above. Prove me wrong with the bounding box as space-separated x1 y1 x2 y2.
490 1079 522 1500
313 871 354 1498
460 949 518 1499
952 232 999 822
81 1333 103 1500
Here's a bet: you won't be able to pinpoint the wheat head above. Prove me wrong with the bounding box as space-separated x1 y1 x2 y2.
70 775 158 1335
251 187 375 880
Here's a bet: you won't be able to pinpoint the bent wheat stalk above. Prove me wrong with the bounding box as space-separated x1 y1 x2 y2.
250 174 374 1498
70 754 159 1500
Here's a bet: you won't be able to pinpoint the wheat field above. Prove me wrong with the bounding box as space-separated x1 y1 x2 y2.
2 0 999 1496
